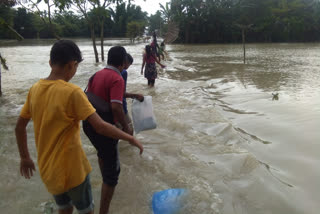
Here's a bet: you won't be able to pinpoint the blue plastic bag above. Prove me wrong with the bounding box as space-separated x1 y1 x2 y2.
152 188 187 214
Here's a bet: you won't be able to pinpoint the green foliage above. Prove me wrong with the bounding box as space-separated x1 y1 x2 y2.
165 0 320 43
53 11 89 37
111 2 147 37
148 11 162 35
1 0 320 43
0 5 16 39
126 21 144 39
0 0 16 7
14 8 39 38
0 1 146 39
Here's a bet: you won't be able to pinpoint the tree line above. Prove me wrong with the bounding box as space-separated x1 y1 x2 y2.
1 0 320 44
152 0 320 43
0 1 147 40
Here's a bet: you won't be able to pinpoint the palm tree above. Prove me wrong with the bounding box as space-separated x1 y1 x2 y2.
159 2 179 44
159 2 171 22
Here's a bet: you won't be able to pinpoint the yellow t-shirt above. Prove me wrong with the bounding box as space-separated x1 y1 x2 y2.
20 79 96 195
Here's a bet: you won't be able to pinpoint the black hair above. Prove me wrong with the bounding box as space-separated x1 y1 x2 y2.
145 45 152 59
161 42 165 47
126 53 133 64
107 46 127 67
50 40 83 66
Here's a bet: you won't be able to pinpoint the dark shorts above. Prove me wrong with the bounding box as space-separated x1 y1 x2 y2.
83 121 120 186
53 174 94 214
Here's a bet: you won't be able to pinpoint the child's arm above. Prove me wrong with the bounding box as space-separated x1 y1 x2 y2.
86 112 143 154
15 116 36 179
141 55 146 75
154 56 166 68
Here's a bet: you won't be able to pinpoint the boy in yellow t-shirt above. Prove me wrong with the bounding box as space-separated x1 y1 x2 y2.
15 40 143 214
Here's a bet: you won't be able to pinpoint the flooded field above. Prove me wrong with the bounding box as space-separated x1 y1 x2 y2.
0 39 319 214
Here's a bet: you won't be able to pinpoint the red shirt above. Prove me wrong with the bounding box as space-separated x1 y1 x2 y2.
87 66 124 105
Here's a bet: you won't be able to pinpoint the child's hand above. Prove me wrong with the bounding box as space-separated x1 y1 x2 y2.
129 138 144 155
135 94 144 102
20 158 36 179
161 65 166 69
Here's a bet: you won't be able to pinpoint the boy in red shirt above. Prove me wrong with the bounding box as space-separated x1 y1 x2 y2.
83 46 140 214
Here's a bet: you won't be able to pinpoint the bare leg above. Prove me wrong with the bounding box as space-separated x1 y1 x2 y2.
99 183 115 214
150 79 155 87
98 158 115 214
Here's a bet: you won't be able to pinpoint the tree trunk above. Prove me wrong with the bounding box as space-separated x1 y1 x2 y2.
51 25 61 40
90 25 99 63
47 1 60 40
185 24 190 43
6 24 24 41
0 65 2 96
100 23 105 61
242 28 246 64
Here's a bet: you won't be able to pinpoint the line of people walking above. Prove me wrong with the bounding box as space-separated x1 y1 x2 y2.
15 38 167 214
141 32 167 87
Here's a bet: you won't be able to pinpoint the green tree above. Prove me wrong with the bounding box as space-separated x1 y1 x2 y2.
0 4 24 40
69 0 127 62
69 0 99 62
53 11 89 37
17 0 64 39
111 2 147 37
110 3 128 37
0 1 22 96
14 8 42 38
126 21 144 42
168 0 320 43
148 11 162 35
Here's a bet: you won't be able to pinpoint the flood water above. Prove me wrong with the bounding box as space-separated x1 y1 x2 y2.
0 39 319 214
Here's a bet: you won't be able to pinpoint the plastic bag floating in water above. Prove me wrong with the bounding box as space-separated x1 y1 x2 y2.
152 188 188 214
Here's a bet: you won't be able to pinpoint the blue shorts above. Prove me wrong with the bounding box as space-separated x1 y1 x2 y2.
53 174 94 214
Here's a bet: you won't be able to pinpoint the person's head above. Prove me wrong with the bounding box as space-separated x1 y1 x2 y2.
124 53 133 70
161 42 165 47
49 40 83 81
107 46 127 70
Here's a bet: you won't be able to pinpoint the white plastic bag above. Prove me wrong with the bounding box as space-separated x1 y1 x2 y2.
131 96 157 134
